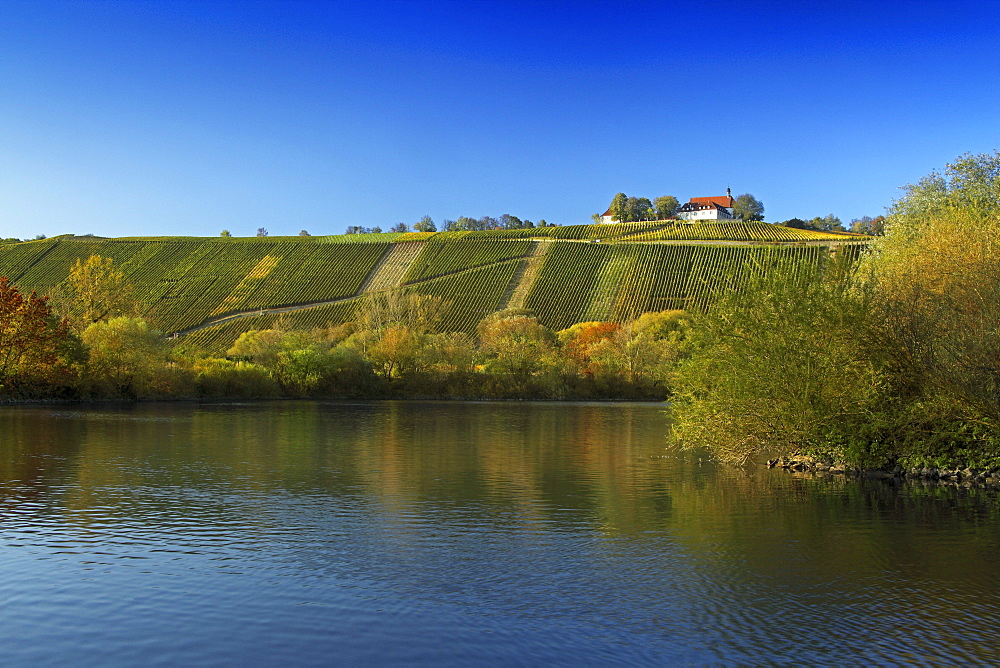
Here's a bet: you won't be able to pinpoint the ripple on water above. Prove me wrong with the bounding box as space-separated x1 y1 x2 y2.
1 401 999 665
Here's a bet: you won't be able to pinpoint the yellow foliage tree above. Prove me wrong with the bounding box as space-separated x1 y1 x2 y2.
54 255 137 332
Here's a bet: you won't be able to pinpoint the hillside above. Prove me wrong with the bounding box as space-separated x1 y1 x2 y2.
0 224 869 352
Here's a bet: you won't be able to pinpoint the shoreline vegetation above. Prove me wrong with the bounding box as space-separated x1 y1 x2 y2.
669 152 1000 474
0 274 684 403
1 152 998 475
769 453 1000 490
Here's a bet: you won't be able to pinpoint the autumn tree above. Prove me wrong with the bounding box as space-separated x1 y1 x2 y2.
53 255 137 333
478 312 557 380
81 316 168 398
849 216 886 235
367 324 422 377
359 290 447 336
0 277 74 396
557 321 621 373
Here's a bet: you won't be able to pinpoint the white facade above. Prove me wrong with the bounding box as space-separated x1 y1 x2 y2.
676 203 736 221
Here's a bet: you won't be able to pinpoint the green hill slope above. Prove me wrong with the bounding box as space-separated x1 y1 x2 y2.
0 227 869 352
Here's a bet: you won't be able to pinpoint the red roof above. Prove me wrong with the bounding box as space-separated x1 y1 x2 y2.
689 195 734 208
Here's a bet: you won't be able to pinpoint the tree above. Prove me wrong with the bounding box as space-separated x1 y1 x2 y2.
220 230 231 237
732 193 765 221
227 328 288 367
390 222 409 233
609 193 628 224
778 218 808 229
499 214 524 229
591 213 603 223
414 216 436 233
889 151 1000 237
478 313 557 380
257 227 268 237
299 230 311 236
806 214 845 232
53 255 137 332
866 215 886 235
367 324 422 378
557 321 621 373
654 196 679 220
359 290 447 336
0 277 73 395
81 316 168 398
626 196 654 222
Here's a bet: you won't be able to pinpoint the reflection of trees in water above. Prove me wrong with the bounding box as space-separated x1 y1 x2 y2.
0 408 90 505
6 402 999 587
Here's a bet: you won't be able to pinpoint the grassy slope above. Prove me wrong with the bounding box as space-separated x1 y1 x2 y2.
0 227 870 352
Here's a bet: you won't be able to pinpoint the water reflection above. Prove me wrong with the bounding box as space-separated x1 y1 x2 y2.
0 401 998 664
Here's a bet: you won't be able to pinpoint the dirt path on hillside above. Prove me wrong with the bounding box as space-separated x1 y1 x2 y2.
173 238 865 338
175 242 427 337
174 244 536 338
498 241 550 311
359 241 424 292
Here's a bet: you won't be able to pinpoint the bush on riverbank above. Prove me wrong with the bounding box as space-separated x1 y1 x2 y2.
0 286 680 401
671 152 1000 469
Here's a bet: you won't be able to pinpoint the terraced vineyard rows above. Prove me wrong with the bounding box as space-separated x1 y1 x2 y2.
0 238 60 284
184 299 363 353
0 232 870 352
525 242 833 330
524 244 611 331
408 259 522 333
434 222 671 241
439 229 555 240
403 239 534 283
0 237 389 333
626 221 862 242
549 222 671 240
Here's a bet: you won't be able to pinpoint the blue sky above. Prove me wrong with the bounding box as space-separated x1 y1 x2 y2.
2 0 999 238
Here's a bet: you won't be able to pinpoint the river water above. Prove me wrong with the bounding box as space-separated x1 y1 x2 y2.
1 401 998 665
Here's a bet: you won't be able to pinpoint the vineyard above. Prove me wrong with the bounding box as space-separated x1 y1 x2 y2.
0 226 871 353
402 239 535 283
0 236 389 334
622 221 864 242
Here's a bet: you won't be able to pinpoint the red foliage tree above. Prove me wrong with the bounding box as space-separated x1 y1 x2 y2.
0 277 74 396
563 322 621 373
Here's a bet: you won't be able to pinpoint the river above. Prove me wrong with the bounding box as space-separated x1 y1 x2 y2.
1 401 998 664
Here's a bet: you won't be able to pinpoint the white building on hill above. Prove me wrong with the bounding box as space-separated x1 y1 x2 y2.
676 189 736 221
600 188 738 223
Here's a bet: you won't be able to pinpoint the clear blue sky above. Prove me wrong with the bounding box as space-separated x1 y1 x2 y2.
3 0 999 238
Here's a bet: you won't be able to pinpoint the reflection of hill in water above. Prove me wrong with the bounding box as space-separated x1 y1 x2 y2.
3 401 997 552
2 401 1000 663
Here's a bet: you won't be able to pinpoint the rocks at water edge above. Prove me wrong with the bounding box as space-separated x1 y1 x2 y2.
766 454 1000 488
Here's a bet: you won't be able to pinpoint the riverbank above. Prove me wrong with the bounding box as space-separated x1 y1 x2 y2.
769 454 1000 488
